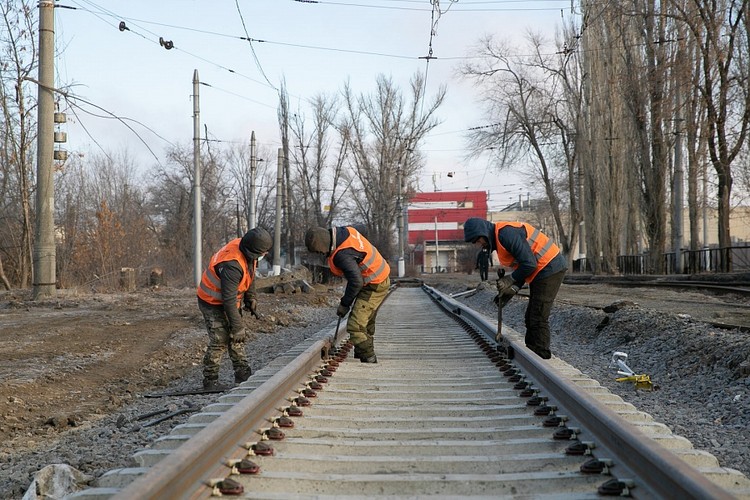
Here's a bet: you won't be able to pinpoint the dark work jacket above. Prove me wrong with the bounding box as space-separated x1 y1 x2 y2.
463 217 567 287
476 249 490 269
331 226 368 308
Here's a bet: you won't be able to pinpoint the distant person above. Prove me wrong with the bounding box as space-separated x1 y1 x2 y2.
305 225 390 363
196 227 273 390
476 247 490 281
464 217 567 359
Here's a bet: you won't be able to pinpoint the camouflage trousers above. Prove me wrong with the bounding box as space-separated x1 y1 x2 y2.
198 299 249 380
347 277 390 359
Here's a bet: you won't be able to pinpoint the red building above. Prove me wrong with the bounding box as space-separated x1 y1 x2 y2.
407 191 487 272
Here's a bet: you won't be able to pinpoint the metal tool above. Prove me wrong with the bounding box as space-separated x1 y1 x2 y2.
609 352 654 390
131 404 199 431
495 268 505 342
494 269 514 358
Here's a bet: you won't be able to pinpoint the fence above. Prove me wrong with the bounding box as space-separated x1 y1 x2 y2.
575 245 750 275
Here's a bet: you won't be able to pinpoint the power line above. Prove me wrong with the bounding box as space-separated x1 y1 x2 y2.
25 76 167 165
292 0 569 12
233 0 277 90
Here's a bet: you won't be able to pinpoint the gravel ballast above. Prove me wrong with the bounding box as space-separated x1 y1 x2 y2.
455 284 750 480
3 281 749 498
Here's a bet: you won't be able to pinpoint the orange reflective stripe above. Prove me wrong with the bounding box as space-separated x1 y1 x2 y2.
494 221 560 283
196 239 253 306
329 227 390 284
362 257 389 285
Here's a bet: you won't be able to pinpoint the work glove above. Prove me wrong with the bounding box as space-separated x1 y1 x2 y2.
230 327 247 343
244 298 260 319
336 303 350 318
496 275 519 297
493 275 519 309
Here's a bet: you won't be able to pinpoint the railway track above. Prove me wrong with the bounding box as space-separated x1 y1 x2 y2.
565 275 750 297
71 284 750 499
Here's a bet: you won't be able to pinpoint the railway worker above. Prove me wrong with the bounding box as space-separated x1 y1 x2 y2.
304 225 391 363
476 246 491 281
463 217 567 359
196 227 273 390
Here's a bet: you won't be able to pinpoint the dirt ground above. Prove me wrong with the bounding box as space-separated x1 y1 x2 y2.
0 277 334 456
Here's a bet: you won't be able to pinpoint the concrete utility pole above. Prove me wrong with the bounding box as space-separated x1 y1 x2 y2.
272 148 283 276
192 70 202 287
33 0 56 299
249 131 257 229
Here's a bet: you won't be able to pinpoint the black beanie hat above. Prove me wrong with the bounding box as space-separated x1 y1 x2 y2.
240 227 272 260
305 227 331 254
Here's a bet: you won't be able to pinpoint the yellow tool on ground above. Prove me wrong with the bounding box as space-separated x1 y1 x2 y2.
610 352 654 390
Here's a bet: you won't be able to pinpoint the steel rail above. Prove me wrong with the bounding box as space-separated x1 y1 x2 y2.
111 327 347 499
423 283 736 499
72 283 747 499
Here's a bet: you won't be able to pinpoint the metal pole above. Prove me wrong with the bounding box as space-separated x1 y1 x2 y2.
249 131 257 229
403 202 410 267
396 166 405 277
33 0 56 299
192 70 202 287
273 148 283 276
434 216 440 273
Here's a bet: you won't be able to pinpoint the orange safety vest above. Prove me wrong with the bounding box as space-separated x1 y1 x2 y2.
196 238 256 307
493 221 560 283
328 227 390 285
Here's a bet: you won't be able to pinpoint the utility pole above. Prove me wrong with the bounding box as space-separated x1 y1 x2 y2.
249 131 257 229
396 166 405 277
33 0 56 299
192 70 202 286
434 216 440 273
273 148 283 276
283 144 294 266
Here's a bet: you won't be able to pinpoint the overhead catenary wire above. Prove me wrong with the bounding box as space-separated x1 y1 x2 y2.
233 0 277 90
25 76 166 165
292 0 570 12
51 0 575 181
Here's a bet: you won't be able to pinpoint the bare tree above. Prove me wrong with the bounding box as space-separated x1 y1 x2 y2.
341 73 445 259
145 142 228 283
0 0 37 287
287 91 350 231
277 81 294 265
55 150 158 289
224 139 275 235
460 31 582 265
671 0 750 268
548 20 586 266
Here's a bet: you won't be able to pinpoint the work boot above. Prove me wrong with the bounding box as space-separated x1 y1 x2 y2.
202 378 229 391
360 354 378 364
234 366 252 384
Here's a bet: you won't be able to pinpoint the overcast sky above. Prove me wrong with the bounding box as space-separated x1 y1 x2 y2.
53 0 570 209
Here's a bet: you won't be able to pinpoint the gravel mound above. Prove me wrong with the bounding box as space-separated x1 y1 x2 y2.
456 285 750 478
